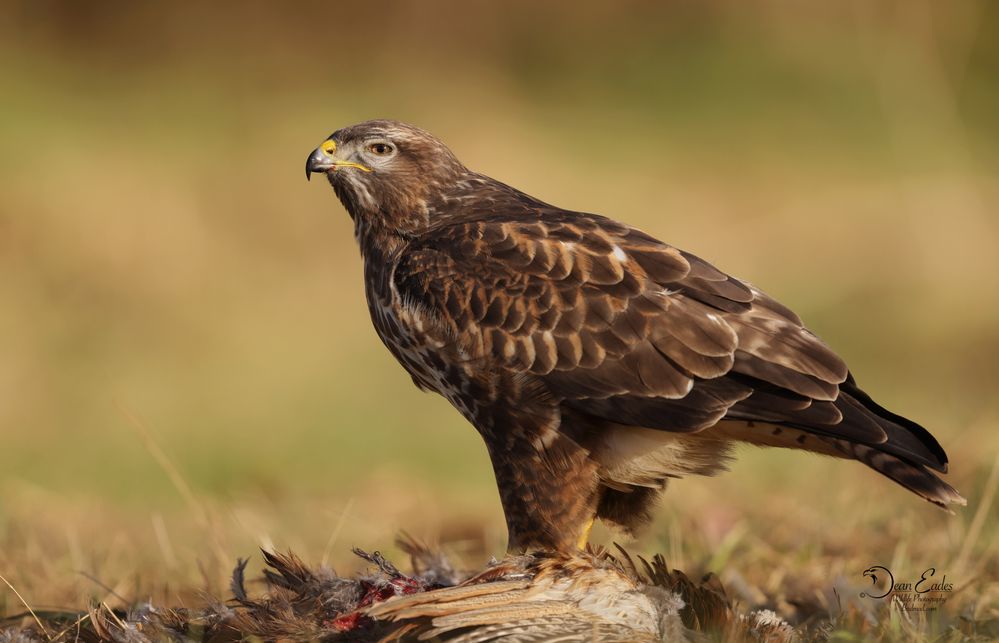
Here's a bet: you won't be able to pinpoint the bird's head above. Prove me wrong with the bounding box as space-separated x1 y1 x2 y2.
306 120 467 233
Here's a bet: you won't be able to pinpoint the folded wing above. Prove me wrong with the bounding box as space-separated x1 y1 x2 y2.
394 210 959 507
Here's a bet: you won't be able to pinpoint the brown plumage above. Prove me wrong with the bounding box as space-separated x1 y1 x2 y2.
305 120 963 552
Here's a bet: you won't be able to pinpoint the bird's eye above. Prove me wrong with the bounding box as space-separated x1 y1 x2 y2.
368 142 394 156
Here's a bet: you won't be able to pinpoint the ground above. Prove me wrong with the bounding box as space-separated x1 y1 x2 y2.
1 435 997 640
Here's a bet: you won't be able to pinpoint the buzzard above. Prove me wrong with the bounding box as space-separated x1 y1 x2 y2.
305 120 963 552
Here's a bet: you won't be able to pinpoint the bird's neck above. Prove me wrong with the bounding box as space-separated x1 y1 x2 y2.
354 215 410 265
348 172 544 262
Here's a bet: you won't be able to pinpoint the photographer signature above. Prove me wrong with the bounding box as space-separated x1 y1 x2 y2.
861 565 954 599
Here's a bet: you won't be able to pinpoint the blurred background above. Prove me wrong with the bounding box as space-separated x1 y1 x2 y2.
1 0 997 613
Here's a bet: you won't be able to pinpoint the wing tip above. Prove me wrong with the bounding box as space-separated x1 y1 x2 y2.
927 483 967 512
840 380 951 473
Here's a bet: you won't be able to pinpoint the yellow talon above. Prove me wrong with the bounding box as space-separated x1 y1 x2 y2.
577 518 595 550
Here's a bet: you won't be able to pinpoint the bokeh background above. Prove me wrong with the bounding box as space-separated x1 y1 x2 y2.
2 0 998 625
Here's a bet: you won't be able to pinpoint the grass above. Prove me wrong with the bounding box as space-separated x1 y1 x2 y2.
0 445 997 640
1 2 998 640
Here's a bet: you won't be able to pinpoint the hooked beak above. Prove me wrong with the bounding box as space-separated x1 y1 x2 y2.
305 139 372 180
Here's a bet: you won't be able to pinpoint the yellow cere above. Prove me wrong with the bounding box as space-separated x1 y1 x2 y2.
318 139 372 172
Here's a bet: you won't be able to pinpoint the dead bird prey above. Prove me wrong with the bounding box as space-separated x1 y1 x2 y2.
305 120 963 552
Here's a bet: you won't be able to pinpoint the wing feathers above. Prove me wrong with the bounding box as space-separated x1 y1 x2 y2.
728 314 848 383
656 296 738 357
650 333 734 379
566 378 752 433
394 213 953 504
732 351 840 400
630 247 689 283
824 439 964 508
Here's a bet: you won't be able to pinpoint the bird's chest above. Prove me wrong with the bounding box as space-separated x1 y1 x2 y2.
363 262 467 404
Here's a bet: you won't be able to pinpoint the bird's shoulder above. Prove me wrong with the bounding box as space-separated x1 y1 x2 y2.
396 207 780 323
401 208 678 284
394 209 748 376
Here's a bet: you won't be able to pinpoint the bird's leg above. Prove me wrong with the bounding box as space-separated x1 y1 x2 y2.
482 425 601 553
490 444 599 553
467 379 602 554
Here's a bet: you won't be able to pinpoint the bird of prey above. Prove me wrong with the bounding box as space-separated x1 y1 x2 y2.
305 120 964 552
